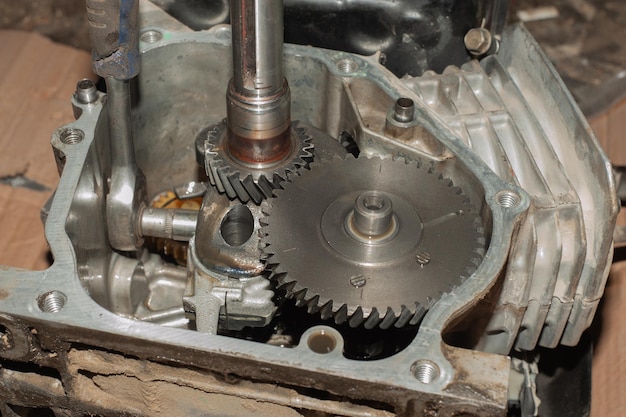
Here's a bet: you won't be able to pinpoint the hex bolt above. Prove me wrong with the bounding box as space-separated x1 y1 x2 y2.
393 97 415 123
75 78 98 104
464 27 493 56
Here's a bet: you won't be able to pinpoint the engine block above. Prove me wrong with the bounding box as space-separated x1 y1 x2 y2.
0 1 617 416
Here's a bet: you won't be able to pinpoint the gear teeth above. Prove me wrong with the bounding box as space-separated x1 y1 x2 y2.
228 171 250 203
256 175 276 198
262 154 485 330
364 308 381 329
276 275 295 290
378 308 398 330
319 300 334 320
293 288 309 307
306 295 321 313
394 306 413 328
409 304 427 326
349 307 365 328
204 121 314 204
334 304 349 325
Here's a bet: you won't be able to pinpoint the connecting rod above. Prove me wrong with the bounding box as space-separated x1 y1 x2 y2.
87 0 146 251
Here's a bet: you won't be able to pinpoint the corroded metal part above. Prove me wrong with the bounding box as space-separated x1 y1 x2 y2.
204 120 314 204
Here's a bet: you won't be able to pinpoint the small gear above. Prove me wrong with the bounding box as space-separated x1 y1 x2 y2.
203 120 314 204
262 155 485 329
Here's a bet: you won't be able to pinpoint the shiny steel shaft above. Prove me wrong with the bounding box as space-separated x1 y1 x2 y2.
231 0 284 95
226 0 291 165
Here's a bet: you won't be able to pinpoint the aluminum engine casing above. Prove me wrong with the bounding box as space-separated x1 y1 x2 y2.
0 3 617 416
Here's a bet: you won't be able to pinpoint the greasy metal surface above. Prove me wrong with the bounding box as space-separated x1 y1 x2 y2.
193 184 265 277
264 155 485 328
1 1 616 416
204 120 314 203
0 20 528 416
225 0 293 172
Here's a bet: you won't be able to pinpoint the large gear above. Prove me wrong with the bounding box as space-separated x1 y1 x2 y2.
262 155 486 329
203 120 314 204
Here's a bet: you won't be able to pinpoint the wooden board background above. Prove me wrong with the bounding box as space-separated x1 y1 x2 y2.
0 30 622 416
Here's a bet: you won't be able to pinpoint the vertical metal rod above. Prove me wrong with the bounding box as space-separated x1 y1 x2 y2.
86 0 145 251
226 0 292 165
106 78 137 170
230 0 284 96
105 77 146 251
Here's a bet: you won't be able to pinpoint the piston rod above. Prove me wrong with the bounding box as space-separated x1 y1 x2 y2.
226 0 292 165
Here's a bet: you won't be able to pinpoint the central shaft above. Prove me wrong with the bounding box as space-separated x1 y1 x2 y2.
227 0 292 165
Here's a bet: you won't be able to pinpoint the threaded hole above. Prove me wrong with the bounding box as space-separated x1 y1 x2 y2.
59 128 84 145
37 291 67 313
496 191 521 208
412 360 440 384
141 30 163 44
336 59 359 74
220 205 254 247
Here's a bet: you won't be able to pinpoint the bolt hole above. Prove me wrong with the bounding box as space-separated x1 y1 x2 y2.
396 97 414 109
307 330 337 354
59 128 84 145
75 79 98 104
363 195 385 211
220 205 254 247
37 291 67 314
495 191 521 208
337 59 359 74
76 78 95 90
141 30 163 44
412 360 440 384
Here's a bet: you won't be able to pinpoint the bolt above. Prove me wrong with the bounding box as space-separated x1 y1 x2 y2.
464 28 493 56
75 78 98 104
350 275 367 288
393 97 415 123
416 251 431 266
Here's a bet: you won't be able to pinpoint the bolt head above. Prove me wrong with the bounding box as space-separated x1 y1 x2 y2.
464 28 492 55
